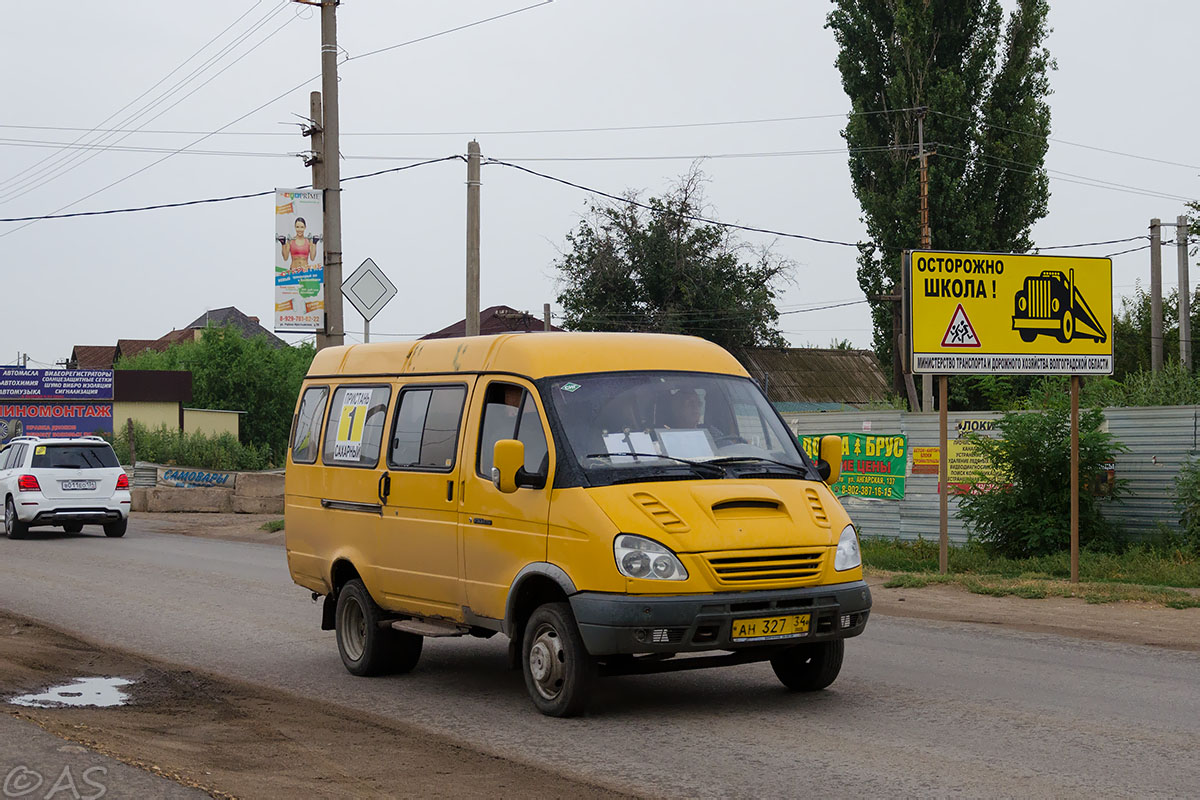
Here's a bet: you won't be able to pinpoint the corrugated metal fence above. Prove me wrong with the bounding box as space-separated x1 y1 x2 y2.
783 405 1200 543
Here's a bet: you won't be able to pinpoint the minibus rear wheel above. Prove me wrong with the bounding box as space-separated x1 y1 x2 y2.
770 639 844 691
522 602 596 717
336 579 422 676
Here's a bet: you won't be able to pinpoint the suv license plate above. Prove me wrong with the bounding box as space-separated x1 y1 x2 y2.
731 614 811 642
60 480 97 491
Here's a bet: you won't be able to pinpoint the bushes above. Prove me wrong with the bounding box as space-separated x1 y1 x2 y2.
955 396 1126 558
111 422 273 471
1175 458 1200 553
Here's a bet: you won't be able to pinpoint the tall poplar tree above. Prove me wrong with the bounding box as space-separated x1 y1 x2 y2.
827 0 1054 382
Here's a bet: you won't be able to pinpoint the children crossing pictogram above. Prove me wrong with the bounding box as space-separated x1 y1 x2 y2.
941 303 980 347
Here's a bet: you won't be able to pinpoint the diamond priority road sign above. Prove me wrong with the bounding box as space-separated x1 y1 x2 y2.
906 250 1113 375
342 257 397 322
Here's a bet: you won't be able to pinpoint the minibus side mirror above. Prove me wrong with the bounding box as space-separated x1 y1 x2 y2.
817 434 842 486
492 439 525 493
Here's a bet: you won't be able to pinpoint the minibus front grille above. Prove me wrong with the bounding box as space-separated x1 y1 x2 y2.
703 549 825 584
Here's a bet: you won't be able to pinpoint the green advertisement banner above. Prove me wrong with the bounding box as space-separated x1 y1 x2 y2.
799 433 907 500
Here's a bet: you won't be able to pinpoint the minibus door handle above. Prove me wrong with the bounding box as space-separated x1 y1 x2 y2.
446 480 454 502
378 472 391 504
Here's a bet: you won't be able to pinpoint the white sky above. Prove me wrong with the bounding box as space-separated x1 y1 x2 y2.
4 1 1196 366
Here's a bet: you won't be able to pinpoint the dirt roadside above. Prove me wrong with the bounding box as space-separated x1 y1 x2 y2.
0 613 634 800
134 512 1200 653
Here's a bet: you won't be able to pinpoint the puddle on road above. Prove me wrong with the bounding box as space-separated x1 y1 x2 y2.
10 677 133 708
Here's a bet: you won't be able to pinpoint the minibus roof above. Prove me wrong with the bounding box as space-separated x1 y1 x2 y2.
306 332 750 381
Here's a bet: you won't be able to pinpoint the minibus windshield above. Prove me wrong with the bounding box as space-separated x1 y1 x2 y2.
541 371 815 484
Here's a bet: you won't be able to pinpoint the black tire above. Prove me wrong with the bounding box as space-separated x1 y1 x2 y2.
770 639 844 692
521 602 596 717
1019 329 1038 343
63 523 83 534
103 518 127 538
5 498 28 540
335 579 423 676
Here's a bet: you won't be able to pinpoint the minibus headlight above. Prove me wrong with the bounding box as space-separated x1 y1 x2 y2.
614 534 688 581
834 524 862 571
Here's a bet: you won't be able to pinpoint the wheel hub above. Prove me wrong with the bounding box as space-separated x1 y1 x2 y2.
339 597 366 661
528 624 565 700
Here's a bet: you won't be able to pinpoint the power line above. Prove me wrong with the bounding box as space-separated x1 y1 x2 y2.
346 0 555 61
1035 235 1147 251
1 2 557 238
0 2 296 205
929 109 1200 172
0 107 929 139
0 156 462 223
0 138 904 163
483 158 865 248
0 1 276 192
934 147 1199 204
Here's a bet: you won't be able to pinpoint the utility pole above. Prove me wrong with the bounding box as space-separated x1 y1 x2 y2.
916 109 935 413
1150 218 1163 373
466 140 481 336
320 0 344 348
543 303 551 332
305 91 331 349
1179 215 1192 371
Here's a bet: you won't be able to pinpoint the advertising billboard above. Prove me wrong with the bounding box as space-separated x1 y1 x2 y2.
0 368 113 400
0 368 115 444
907 250 1113 375
275 189 325 333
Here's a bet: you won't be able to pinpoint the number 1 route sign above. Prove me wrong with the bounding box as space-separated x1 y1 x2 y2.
906 250 1113 375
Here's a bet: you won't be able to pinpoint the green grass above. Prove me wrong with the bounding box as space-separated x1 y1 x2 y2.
259 519 285 533
865 537 1200 609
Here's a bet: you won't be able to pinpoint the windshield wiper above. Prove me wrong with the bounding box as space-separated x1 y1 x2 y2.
584 452 726 479
707 456 810 475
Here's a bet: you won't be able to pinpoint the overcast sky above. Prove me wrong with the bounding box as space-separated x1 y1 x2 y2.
4 1 1197 367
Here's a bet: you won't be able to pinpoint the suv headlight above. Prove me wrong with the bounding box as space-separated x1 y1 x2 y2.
834 524 862 571
614 534 688 581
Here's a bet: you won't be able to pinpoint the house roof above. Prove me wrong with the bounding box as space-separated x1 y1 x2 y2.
115 339 165 361
421 305 563 340
70 345 117 369
729 346 890 406
185 306 286 347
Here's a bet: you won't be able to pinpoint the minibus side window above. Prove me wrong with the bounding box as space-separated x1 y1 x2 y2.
291 386 329 464
388 386 467 471
476 383 548 478
322 385 392 468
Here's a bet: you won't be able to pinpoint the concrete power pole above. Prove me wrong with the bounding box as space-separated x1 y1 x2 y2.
466 141 481 337
1150 219 1163 373
543 303 551 332
1180 215 1192 371
320 0 344 348
306 91 331 349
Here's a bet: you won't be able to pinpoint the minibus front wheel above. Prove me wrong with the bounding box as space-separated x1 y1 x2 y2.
335 579 423 677
769 639 844 691
522 602 596 717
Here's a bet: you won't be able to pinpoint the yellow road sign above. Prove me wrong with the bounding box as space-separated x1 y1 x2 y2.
907 250 1113 375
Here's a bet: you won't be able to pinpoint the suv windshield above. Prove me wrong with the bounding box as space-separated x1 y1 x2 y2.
540 371 815 485
31 444 120 470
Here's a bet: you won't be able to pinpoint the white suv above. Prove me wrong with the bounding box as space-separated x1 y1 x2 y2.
0 436 131 539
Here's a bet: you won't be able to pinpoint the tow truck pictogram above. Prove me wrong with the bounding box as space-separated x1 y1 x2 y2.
1011 267 1107 344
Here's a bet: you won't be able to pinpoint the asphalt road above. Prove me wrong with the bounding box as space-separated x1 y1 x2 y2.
1 523 1197 798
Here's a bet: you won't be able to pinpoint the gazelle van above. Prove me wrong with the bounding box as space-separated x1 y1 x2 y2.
284 332 870 716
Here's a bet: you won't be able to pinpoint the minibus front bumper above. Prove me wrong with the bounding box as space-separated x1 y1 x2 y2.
569 580 871 656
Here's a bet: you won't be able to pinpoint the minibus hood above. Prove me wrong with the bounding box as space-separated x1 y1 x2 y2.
585 479 843 553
